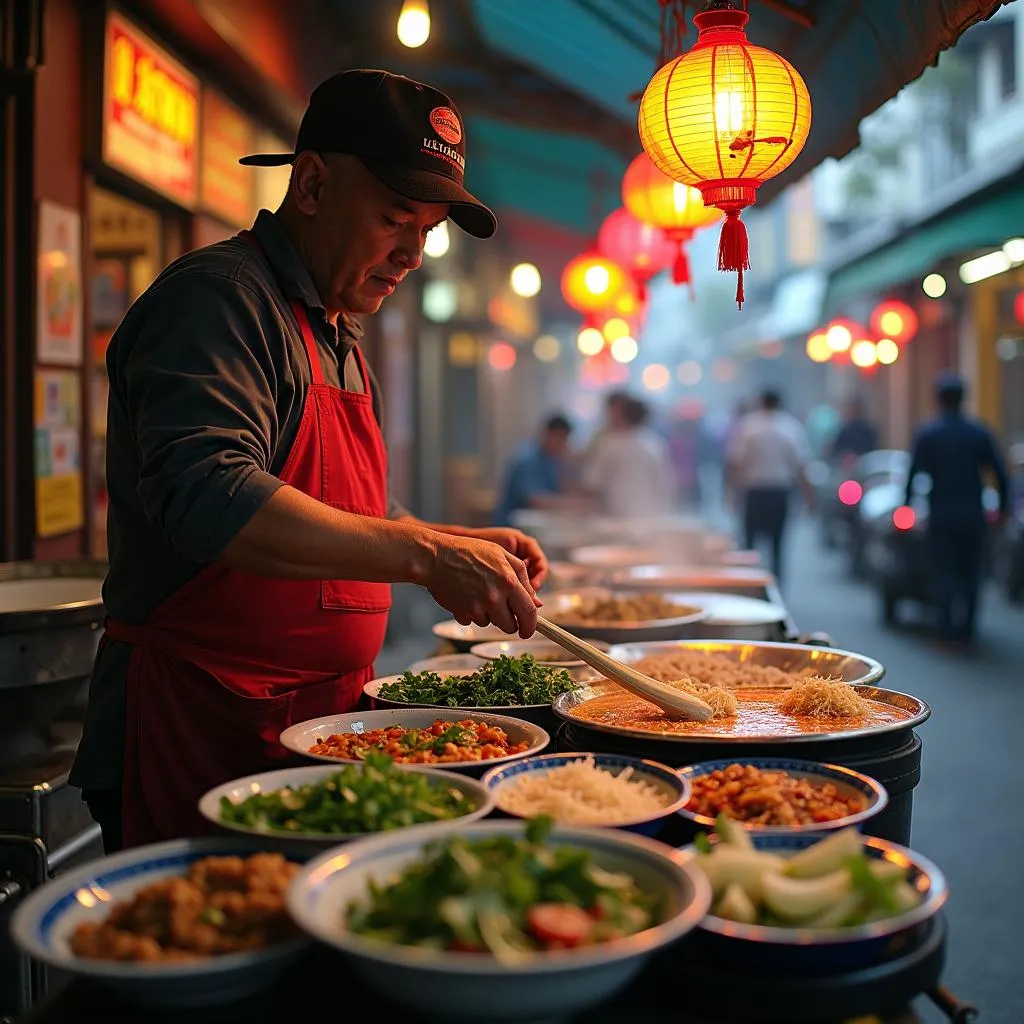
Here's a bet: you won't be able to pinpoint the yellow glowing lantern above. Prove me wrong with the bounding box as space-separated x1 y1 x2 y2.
561 252 629 316
638 1 811 307
805 331 831 363
621 153 722 290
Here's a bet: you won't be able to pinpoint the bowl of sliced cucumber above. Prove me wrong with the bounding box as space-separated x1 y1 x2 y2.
680 823 947 970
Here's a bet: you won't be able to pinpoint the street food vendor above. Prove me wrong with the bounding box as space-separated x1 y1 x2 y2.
70 70 547 853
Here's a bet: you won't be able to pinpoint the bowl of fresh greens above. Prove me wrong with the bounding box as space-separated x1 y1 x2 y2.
199 756 494 851
681 824 947 970
287 816 711 1021
364 655 584 732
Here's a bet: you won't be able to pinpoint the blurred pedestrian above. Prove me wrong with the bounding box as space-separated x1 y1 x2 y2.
583 396 675 518
727 389 812 582
494 414 586 524
905 373 1010 648
828 395 878 469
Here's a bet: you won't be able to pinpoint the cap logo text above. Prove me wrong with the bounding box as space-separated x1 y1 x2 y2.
429 106 462 145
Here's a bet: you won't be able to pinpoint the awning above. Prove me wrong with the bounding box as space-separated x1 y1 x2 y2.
466 117 625 236
825 181 1024 309
466 0 1014 204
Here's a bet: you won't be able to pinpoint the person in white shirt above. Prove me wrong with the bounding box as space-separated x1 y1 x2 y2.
583 395 676 519
726 389 812 581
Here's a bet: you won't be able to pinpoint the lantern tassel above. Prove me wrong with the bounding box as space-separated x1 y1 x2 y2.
672 244 691 287
718 209 750 309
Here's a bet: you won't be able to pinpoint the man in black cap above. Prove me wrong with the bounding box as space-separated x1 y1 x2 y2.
905 372 1009 648
71 71 547 851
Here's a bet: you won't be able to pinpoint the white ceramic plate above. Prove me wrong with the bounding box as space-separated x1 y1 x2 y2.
199 763 494 847
10 838 310 1007
287 820 711 1020
279 707 550 774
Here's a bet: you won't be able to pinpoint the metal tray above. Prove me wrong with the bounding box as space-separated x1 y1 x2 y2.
542 588 712 643
553 678 929 748
604 639 886 686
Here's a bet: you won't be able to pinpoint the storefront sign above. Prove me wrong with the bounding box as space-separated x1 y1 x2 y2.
103 12 199 207
200 89 255 227
34 370 84 537
37 201 84 366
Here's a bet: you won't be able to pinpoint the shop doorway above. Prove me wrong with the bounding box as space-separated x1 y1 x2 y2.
87 187 162 557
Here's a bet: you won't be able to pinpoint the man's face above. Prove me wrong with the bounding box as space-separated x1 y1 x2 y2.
543 427 570 457
294 154 449 316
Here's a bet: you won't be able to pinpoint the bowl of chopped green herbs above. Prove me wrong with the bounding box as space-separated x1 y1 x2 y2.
287 816 711 1020
199 754 494 850
365 655 584 732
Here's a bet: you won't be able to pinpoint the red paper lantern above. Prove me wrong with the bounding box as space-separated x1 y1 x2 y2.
621 153 721 292
597 207 676 299
869 300 919 343
638 2 811 308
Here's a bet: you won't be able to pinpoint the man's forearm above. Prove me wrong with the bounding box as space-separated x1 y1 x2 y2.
395 515 479 538
221 485 437 582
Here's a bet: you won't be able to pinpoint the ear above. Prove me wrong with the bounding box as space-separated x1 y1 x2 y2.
290 152 327 215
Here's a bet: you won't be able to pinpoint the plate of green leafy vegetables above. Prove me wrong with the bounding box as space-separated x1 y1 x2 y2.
364 655 584 730
199 754 494 849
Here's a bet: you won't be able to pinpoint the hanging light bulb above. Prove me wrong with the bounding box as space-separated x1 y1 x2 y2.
397 0 430 48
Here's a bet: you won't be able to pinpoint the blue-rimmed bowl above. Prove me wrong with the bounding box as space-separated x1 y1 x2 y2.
676 758 888 840
679 832 947 971
482 753 689 837
10 838 313 1007
287 820 711 1021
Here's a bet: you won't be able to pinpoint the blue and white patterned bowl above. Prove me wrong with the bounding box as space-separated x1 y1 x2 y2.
11 838 312 1007
288 820 711 1020
481 753 689 837
677 758 888 837
679 832 946 971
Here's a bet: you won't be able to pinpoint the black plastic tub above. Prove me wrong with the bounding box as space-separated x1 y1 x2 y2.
556 723 923 846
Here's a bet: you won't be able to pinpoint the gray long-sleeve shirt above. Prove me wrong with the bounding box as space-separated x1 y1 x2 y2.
71 209 408 791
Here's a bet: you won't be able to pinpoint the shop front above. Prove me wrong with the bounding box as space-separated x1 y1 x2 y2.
22 2 293 562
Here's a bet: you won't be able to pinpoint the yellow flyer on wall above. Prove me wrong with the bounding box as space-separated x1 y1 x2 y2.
36 472 84 538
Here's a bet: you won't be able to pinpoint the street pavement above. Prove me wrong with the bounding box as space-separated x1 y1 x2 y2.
377 518 1024 1023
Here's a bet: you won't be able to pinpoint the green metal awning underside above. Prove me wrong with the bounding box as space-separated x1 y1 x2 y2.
330 0 1012 236
825 183 1024 308
467 0 1013 210
466 117 626 237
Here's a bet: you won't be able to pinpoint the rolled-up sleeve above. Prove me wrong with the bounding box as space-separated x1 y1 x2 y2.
114 275 285 563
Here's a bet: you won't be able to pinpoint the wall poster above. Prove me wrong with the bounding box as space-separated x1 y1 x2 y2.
37 200 84 366
34 369 84 537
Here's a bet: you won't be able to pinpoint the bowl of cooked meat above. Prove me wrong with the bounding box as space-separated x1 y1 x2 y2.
10 839 312 1006
543 588 710 643
676 759 888 838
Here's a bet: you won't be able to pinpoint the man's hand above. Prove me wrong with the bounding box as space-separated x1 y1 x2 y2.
457 527 549 590
422 533 542 637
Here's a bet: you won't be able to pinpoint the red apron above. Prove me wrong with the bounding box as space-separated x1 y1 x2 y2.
108 251 391 848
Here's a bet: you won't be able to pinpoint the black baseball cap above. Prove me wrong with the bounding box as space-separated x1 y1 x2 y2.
240 69 496 239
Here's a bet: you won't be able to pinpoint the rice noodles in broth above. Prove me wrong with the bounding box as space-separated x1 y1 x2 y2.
569 677 911 739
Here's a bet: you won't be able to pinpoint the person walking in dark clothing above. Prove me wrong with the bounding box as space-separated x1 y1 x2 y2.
829 395 878 465
905 373 1010 646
